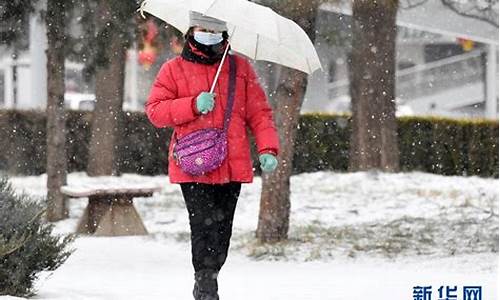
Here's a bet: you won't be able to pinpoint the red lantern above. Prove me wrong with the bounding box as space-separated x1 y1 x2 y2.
139 43 157 70
457 37 474 52
139 20 159 69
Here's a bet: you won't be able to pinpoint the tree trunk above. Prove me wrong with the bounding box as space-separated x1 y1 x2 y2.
256 0 318 243
348 0 400 172
86 0 126 177
45 0 68 221
256 68 308 242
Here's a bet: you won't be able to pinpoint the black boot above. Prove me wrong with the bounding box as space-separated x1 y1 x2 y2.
193 269 219 300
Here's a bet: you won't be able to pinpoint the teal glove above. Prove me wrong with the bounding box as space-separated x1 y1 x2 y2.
259 153 278 173
196 92 215 114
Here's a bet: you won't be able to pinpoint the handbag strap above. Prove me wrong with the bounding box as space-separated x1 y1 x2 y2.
223 54 237 132
174 55 237 143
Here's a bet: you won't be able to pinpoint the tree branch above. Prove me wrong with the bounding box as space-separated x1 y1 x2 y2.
441 0 498 27
400 0 499 27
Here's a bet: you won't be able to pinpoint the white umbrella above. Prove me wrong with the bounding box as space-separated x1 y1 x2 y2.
138 0 322 75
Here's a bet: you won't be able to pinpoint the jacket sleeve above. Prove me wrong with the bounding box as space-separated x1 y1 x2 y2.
145 62 199 128
244 61 280 156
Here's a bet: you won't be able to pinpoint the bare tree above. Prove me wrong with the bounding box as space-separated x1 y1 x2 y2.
86 0 137 176
0 1 35 45
348 0 400 172
256 0 321 243
45 0 69 221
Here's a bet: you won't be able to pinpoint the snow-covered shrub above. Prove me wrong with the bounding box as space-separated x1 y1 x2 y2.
0 177 74 297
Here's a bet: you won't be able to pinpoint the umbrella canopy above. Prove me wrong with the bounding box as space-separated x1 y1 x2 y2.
139 0 322 74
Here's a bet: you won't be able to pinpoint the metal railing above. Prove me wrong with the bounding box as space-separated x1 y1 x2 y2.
327 49 485 103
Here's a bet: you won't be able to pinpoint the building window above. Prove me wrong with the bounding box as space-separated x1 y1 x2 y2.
424 44 464 63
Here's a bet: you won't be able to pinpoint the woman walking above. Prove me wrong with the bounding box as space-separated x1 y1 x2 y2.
145 11 280 300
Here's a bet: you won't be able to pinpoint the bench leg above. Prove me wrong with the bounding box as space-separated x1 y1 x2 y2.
76 198 109 234
76 195 148 236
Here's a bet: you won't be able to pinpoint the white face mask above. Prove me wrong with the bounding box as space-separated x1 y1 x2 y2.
194 31 224 46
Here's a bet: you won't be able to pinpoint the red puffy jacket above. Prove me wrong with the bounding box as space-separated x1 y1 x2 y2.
145 53 280 184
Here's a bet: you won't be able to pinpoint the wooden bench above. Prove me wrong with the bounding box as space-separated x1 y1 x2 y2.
61 177 162 236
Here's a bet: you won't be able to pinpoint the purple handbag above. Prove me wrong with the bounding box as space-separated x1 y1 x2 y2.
172 55 237 176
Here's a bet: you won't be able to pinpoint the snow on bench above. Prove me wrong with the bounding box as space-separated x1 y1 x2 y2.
61 176 162 237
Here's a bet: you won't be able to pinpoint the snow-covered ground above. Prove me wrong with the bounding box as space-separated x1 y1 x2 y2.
3 171 499 300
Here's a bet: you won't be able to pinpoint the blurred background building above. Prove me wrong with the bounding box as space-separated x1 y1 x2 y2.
303 0 499 119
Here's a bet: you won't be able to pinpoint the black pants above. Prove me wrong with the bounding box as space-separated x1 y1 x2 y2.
180 182 241 272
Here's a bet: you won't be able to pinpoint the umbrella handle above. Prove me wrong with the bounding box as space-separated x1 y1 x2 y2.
209 43 231 94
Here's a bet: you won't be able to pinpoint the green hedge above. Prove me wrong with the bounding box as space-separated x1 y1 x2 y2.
401 116 499 177
0 110 497 177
